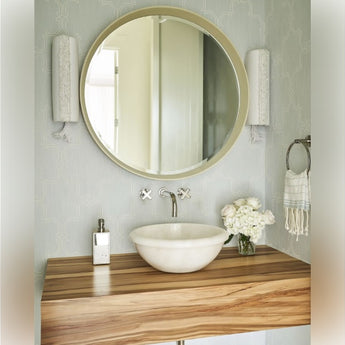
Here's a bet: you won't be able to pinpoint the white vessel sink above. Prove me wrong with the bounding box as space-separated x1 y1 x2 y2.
129 223 228 273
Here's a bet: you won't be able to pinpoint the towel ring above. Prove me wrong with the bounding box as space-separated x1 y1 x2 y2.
286 135 311 173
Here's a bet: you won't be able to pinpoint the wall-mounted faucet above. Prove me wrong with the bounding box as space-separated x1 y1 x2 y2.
159 187 178 217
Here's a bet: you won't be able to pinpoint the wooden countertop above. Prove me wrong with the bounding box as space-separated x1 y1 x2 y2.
41 246 310 345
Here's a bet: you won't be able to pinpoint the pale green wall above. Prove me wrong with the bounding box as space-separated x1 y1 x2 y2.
265 2 311 341
265 0 311 263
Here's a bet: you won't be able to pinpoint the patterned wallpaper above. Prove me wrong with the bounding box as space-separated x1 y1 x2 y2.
264 0 311 263
35 0 310 344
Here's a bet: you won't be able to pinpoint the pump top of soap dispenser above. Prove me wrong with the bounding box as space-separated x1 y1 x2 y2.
98 218 105 232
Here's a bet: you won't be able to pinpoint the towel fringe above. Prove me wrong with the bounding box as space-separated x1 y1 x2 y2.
284 207 309 241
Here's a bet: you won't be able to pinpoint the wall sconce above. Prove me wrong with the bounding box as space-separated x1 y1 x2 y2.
52 34 79 142
245 49 270 143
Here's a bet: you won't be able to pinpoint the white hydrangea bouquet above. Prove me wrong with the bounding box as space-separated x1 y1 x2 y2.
221 197 275 255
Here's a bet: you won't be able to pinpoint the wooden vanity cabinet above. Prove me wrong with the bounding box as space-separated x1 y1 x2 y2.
41 246 310 344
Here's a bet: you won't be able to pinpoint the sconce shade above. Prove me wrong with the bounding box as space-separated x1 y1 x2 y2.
52 35 79 122
245 49 270 126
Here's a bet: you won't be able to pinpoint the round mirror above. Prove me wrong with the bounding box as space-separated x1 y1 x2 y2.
80 7 248 180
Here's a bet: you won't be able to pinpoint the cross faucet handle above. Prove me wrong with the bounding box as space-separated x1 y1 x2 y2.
139 188 152 200
177 188 191 200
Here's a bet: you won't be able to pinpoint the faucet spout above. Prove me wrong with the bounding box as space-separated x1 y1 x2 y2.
159 187 178 217
170 192 177 217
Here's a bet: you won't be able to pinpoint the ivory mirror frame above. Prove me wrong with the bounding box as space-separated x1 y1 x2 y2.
80 6 249 180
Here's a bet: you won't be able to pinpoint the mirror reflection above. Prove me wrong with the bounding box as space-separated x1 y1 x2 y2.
83 14 239 175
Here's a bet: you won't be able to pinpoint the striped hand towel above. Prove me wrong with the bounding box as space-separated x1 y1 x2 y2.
284 169 311 241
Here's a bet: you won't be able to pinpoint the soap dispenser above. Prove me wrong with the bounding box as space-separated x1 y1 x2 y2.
92 218 110 265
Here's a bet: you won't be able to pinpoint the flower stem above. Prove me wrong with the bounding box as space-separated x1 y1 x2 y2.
238 233 255 255
224 234 234 245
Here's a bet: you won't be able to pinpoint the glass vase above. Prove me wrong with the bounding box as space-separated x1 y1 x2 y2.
238 233 255 255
